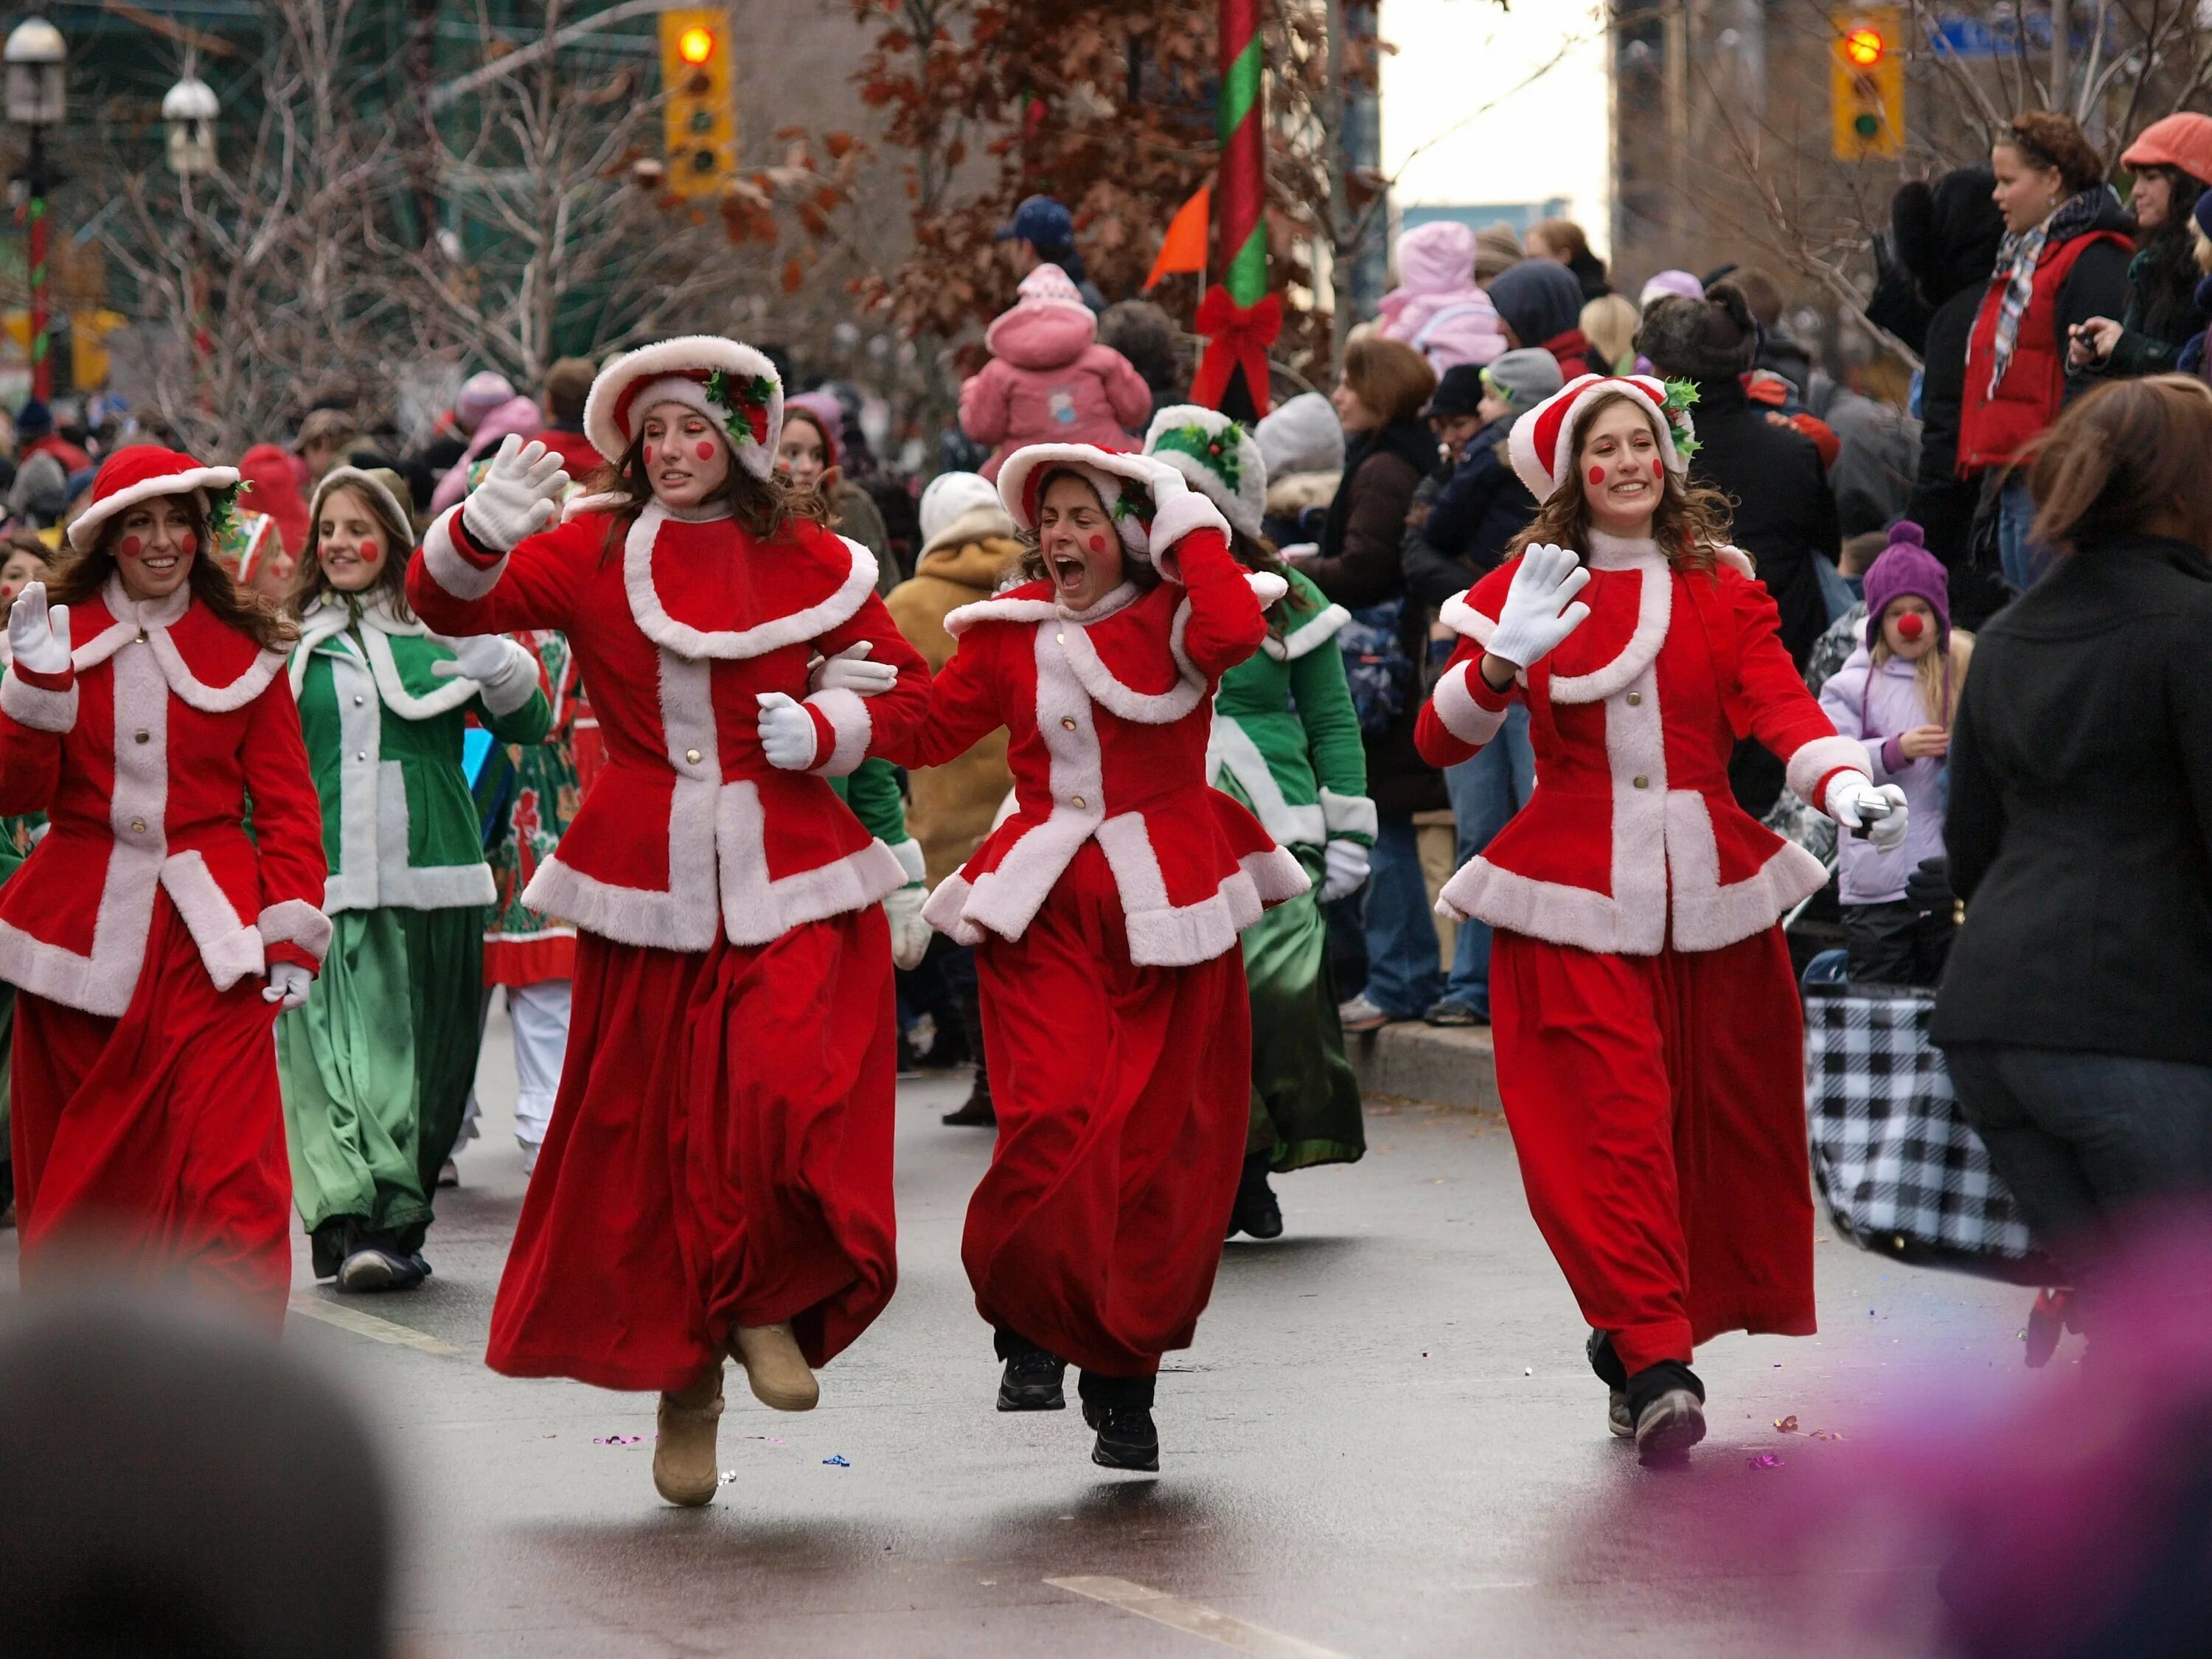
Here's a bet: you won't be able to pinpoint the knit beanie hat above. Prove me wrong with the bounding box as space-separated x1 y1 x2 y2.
13 398 52 439
1481 347 1566 411
1473 223 1526 285
454 371 518 433
984 263 1096 356
1255 391 1345 479
1637 268 1705 307
2122 112 2212 189
1636 285 1758 383
1143 405 1266 539
1860 522 1951 645
1423 365 1487 420
918 470 1009 552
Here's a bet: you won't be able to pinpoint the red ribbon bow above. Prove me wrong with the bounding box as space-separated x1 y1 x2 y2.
1189 285 1282 417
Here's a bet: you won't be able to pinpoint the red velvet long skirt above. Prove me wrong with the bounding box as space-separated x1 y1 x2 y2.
1489 925 1817 1376
487 907 897 1394
968 844 1251 1377
10 894 293 1327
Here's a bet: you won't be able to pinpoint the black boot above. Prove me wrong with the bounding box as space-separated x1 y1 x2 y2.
942 990 995 1127
1626 1360 1706 1464
994 1328 1066 1411
1079 1371 1159 1470
1225 1151 1284 1240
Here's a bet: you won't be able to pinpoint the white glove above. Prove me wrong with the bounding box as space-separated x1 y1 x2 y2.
884 883 932 970
7 582 70 676
262 961 313 1009
755 692 818 771
1486 543 1593 672
431 633 532 686
460 435 569 552
1826 776 1910 852
1319 838 1371 903
810 642 899 698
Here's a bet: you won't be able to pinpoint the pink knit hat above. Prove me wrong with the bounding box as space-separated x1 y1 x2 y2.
984 262 1094 357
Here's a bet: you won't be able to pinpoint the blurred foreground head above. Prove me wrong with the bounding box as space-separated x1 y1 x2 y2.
0 1295 390 1658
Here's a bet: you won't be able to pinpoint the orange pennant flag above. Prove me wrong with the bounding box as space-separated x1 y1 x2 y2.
1144 185 1211 291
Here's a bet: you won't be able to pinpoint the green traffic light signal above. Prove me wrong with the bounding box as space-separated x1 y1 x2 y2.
1854 111 1880 139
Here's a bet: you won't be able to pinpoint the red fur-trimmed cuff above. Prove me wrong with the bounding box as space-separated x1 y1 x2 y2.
10 660 71 690
258 899 333 965
1430 660 1511 745
264 942 322 977
803 688 870 776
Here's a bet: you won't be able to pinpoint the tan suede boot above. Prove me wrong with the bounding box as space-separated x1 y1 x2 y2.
652 1362 724 1506
730 1321 818 1411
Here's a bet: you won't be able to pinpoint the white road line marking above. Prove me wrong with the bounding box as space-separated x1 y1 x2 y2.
288 1294 462 1356
1046 1576 1355 1659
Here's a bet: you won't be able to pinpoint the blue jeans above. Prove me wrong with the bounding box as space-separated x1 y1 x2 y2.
1439 705 1535 1014
1359 811 1445 1018
1996 470 2051 593
1947 1043 2212 1290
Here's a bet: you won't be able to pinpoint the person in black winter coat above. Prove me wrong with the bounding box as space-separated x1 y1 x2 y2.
1933 378 2212 1293
1399 350 1559 607
1636 286 1837 668
1882 165 2008 627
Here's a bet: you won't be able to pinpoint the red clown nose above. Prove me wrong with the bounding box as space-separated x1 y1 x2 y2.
1896 612 1925 641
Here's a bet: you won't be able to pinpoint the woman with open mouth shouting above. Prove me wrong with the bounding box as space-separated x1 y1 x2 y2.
408 336 931 1509
0 447 329 1324
876 442 1307 1472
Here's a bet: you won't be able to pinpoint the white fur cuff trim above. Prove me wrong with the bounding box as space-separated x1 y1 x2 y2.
423 507 509 602
1319 788 1378 844
1430 661 1509 746
1245 571 1289 608
476 645 543 717
1788 734 1874 807
257 900 334 964
888 836 927 886
1 670 77 732
807 687 873 778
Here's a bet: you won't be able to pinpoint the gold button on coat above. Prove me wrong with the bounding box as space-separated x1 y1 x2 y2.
685 748 702 764
133 731 149 745
1060 716 1077 731
129 818 146 833
1627 691 1642 706
1071 796 1086 809
1632 776 1649 790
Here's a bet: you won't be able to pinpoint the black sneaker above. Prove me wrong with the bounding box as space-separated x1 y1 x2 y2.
1226 1155 1284 1240
1089 1404 1159 1470
1633 1388 1706 1464
998 1347 1067 1411
942 1082 995 1127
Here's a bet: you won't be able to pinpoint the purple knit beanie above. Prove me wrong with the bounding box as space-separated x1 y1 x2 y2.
1862 521 1951 645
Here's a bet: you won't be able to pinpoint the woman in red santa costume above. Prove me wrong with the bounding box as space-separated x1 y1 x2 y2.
1415 377 1909 1462
879 444 1306 1471
406 336 930 1508
0 448 329 1324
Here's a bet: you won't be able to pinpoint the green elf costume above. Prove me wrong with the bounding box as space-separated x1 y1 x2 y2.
832 757 932 973
1144 407 1377 1239
277 467 551 1290
0 807 39 1222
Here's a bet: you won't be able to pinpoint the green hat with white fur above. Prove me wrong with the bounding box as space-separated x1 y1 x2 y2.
1142 405 1265 541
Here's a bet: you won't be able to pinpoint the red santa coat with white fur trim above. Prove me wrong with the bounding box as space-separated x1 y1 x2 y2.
894 529 1309 966
1415 532 1868 953
408 501 931 949
0 577 331 1013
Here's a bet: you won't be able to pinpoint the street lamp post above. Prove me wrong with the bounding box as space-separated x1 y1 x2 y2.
164 69 218 365
4 17 65 403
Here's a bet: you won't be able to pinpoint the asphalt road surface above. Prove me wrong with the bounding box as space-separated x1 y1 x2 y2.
5 1004 2051 1657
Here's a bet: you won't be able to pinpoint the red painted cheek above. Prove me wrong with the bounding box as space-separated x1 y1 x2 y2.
1652 458 1664 478
1087 533 1107 554
119 535 143 559
1586 466 1604 487
177 532 198 555
694 442 717 461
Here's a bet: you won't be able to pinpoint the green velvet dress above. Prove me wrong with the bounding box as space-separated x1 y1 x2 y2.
1208 569 1376 1172
276 595 550 1275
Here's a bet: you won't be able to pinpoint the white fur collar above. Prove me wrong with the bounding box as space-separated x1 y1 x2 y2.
1548 556 1672 705
622 504 877 660
72 574 284 714
1584 531 1666 571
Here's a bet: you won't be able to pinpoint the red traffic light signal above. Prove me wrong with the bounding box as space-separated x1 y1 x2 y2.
1843 26 1885 66
677 25 714 64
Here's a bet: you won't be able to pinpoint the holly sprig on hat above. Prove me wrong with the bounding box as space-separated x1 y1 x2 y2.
1152 420 1245 494
1660 379 1702 462
1109 479 1157 527
207 479 251 550
703 368 777 450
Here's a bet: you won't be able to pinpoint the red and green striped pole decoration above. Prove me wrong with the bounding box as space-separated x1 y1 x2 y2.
1189 0 1282 419
1217 0 1265 310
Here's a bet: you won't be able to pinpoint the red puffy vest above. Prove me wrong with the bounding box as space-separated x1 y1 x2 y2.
1958 228 2132 470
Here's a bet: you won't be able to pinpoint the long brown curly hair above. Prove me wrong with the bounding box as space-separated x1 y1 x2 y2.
51 492 299 651
585 425 829 554
1013 467 1162 594
1502 388 1737 575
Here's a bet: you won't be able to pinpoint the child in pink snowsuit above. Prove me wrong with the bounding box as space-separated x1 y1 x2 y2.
959 265 1152 481
1377 221 1508 372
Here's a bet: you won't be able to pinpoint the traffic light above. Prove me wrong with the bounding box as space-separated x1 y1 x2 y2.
659 7 736 198
1831 9 1904 160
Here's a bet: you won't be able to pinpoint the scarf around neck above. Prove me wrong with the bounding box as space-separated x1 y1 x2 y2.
1988 186 2115 397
